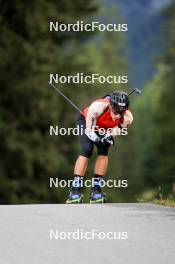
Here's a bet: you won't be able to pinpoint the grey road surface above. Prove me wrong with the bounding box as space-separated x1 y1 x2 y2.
0 203 175 264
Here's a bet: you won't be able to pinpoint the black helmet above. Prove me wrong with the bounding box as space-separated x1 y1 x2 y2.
110 91 129 113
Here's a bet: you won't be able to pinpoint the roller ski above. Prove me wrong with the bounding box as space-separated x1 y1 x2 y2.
90 193 106 204
66 176 83 204
90 177 106 204
66 189 83 204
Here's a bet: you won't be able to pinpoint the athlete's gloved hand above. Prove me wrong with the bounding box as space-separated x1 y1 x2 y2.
101 134 114 146
85 129 100 143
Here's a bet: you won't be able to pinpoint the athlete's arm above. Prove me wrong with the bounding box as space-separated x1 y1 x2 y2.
110 110 133 137
121 110 133 128
84 101 109 142
86 101 109 129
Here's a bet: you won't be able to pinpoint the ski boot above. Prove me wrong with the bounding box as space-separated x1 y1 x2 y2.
90 185 106 204
66 176 84 204
66 187 83 204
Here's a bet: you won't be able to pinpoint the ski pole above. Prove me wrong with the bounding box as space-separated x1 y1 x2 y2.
49 83 141 114
128 88 142 97
49 83 83 115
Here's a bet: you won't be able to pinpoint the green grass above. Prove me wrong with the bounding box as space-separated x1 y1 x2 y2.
136 189 175 207
153 199 175 207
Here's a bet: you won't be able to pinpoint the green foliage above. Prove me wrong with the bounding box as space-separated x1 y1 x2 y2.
0 0 127 203
1 0 174 204
127 0 175 201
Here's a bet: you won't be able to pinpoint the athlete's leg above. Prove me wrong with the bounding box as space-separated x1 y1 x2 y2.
89 142 110 203
74 155 89 176
74 115 94 177
94 155 108 176
90 155 108 203
94 141 110 176
67 115 94 203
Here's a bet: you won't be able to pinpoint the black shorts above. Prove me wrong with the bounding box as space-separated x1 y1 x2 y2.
76 115 110 158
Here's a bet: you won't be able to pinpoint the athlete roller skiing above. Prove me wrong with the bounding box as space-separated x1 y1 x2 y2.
66 91 133 204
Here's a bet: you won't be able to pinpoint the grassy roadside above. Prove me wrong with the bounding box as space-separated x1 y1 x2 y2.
153 199 175 208
136 189 175 208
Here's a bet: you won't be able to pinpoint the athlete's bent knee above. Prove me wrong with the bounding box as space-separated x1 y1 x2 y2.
80 144 93 158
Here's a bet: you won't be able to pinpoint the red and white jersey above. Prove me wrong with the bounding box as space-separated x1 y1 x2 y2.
82 98 133 137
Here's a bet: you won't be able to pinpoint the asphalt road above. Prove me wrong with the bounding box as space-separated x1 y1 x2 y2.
0 203 175 264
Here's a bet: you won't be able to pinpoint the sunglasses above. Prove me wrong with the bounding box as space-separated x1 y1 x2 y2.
112 107 125 114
